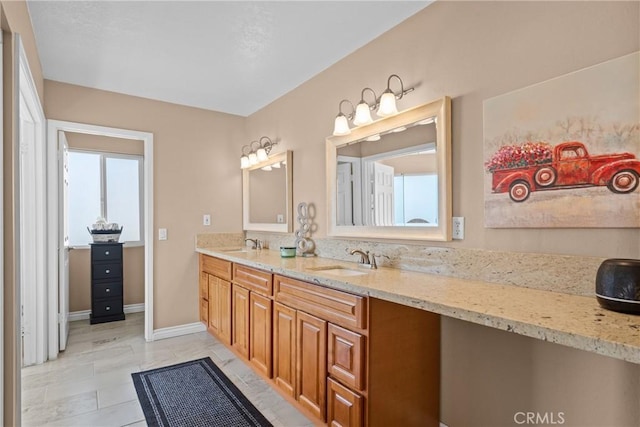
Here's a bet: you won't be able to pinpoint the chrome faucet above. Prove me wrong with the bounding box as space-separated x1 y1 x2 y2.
350 249 372 267
245 238 262 250
349 249 388 269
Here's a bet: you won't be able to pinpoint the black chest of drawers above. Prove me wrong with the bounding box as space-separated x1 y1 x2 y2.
90 243 125 324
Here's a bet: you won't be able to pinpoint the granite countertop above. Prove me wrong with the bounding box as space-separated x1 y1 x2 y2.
196 246 640 364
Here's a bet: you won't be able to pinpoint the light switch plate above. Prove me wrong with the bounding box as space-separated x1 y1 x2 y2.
452 217 464 240
158 228 168 241
203 214 211 226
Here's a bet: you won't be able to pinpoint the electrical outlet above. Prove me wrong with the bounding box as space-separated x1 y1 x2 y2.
158 228 168 241
203 214 211 226
276 214 284 223
452 217 464 240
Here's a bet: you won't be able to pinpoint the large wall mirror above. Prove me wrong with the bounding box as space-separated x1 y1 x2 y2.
243 150 293 232
326 97 451 241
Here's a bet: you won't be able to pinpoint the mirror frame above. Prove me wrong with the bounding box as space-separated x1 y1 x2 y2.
326 96 452 241
243 150 293 233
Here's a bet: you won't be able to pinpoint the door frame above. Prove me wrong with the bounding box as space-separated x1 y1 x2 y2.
17 36 47 365
46 120 154 359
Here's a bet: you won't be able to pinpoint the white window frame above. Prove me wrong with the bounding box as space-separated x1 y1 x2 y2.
67 149 144 248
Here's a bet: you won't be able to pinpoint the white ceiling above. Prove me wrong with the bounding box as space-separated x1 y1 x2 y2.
27 1 431 117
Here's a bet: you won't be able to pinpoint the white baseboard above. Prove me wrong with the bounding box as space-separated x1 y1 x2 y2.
68 303 145 322
152 322 206 341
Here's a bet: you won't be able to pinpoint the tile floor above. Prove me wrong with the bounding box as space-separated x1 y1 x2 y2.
21 313 313 427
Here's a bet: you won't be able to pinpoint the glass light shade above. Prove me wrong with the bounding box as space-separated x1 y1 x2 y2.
240 155 250 169
271 162 281 168
377 91 398 117
366 134 381 142
249 152 258 165
353 102 373 126
333 114 351 136
257 147 268 162
261 165 272 171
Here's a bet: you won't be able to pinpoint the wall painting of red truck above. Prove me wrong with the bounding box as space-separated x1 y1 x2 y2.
485 141 640 202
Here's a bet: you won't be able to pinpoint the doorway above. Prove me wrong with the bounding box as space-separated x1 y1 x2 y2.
46 121 154 359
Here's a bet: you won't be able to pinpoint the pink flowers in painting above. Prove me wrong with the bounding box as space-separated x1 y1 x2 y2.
485 142 553 172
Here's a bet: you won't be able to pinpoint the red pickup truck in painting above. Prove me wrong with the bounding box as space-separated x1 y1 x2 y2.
488 141 640 202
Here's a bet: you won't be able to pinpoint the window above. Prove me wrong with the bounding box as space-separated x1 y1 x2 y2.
68 150 143 246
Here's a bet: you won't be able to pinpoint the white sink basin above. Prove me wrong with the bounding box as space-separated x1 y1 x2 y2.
307 265 370 277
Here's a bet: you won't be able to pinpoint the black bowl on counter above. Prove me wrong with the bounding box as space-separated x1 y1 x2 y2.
595 258 640 314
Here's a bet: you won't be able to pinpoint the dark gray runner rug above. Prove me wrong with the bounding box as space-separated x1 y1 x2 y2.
132 357 273 427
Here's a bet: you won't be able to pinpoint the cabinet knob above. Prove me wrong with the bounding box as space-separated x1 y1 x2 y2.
105 306 110 311
105 251 110 255
105 288 110 293
105 269 110 274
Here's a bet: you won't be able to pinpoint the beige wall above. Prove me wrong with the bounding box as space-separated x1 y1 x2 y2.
44 81 247 329
69 247 145 312
246 0 640 259
243 2 640 426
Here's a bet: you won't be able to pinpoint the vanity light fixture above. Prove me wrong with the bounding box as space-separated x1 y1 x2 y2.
353 88 377 126
331 74 414 136
240 136 279 169
333 99 355 136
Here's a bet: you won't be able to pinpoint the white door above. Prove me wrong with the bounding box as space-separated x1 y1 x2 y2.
336 162 353 226
19 97 37 366
58 131 70 351
373 163 395 226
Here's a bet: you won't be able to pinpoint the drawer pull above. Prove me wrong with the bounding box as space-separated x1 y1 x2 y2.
105 269 110 274
105 251 110 255
105 288 110 293
105 306 111 311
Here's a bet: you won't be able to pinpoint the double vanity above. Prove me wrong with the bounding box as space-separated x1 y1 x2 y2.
197 248 440 427
196 245 640 427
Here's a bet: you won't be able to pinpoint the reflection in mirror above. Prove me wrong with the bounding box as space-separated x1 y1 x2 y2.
243 151 293 232
327 97 451 241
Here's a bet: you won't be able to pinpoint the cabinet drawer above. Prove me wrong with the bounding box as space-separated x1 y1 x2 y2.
92 298 123 317
233 264 273 296
91 244 122 262
92 262 122 280
92 282 123 299
327 378 363 427
328 324 365 391
274 275 367 330
201 255 232 280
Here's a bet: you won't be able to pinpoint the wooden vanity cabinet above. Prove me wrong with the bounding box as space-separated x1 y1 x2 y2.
231 264 274 377
199 255 440 427
199 255 232 345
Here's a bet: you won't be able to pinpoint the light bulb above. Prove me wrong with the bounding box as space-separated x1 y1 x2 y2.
240 155 249 169
333 114 351 136
353 102 373 126
377 90 398 117
249 152 258 165
257 147 268 162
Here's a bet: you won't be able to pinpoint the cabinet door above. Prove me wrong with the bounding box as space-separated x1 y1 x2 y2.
296 311 327 421
199 271 209 300
232 284 250 359
208 275 220 335
218 279 232 345
249 292 272 377
273 303 296 398
327 378 363 427
200 298 208 325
